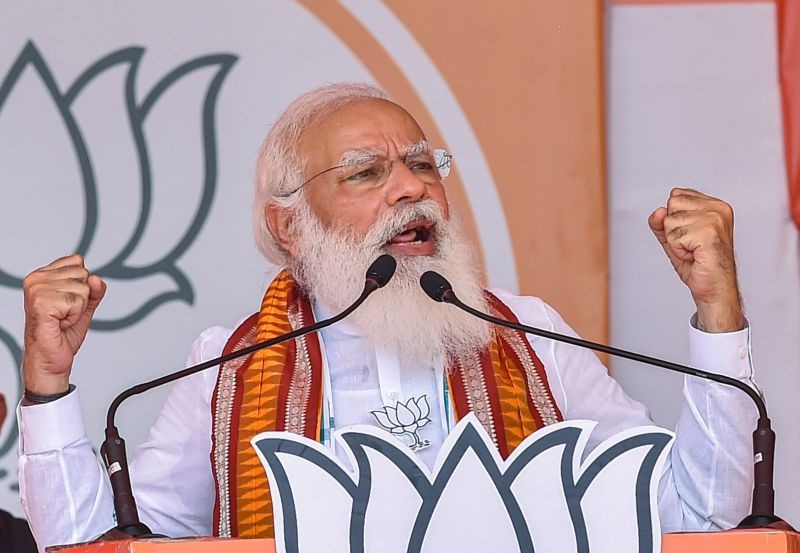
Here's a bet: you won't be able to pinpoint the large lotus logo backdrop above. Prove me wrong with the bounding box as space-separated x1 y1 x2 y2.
0 41 237 484
253 416 674 553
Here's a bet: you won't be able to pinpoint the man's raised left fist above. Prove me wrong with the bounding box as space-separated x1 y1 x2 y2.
648 188 745 333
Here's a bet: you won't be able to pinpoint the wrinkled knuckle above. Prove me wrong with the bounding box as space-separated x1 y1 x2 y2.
668 226 688 241
720 201 734 219
708 210 726 228
63 292 82 306
22 273 37 291
25 281 45 301
664 219 682 234
707 197 729 212
29 292 50 312
70 277 90 290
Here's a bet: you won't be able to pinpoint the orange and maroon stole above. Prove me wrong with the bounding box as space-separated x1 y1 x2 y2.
210 271 562 539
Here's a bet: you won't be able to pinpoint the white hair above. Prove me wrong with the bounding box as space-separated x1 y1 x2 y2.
252 82 390 265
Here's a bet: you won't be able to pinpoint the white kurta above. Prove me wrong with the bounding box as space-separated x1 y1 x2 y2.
17 289 758 551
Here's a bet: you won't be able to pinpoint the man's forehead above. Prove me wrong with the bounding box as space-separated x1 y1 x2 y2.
299 98 427 167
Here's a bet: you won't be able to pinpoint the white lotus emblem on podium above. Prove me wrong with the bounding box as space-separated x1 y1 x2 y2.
252 415 673 553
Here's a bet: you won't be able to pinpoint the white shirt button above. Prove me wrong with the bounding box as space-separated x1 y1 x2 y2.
739 347 747 360
387 390 398 400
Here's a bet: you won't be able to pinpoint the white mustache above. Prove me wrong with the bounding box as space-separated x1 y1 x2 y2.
364 201 446 249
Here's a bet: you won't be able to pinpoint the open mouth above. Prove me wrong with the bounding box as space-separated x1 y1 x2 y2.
387 218 434 246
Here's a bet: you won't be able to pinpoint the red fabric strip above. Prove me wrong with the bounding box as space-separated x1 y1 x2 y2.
212 312 259 536
299 298 324 441
445 363 471 423
778 0 800 228
613 0 773 4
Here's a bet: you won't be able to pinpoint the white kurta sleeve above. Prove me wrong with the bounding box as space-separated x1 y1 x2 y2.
659 322 758 531
492 290 758 532
17 326 232 551
18 389 114 552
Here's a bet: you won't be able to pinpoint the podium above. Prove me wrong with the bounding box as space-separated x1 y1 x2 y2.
662 529 800 552
47 530 800 552
48 538 276 552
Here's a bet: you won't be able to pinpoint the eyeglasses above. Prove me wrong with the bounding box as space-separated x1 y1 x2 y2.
280 148 453 197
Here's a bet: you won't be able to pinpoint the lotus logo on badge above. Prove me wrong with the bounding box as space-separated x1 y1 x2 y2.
0 41 237 483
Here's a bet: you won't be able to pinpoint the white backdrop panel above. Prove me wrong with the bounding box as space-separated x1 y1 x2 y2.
608 2 800 525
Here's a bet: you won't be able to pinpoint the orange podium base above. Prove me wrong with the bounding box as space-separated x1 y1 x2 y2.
48 530 800 552
663 528 800 552
48 538 276 553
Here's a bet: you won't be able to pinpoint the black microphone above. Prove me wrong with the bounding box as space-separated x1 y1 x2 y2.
98 254 397 538
419 270 793 531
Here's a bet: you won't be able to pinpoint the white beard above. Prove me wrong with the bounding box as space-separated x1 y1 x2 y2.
289 199 492 364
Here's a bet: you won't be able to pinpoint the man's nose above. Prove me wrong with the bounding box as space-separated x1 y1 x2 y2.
383 161 428 206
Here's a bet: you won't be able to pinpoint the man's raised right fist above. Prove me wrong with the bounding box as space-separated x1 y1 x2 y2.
22 254 106 396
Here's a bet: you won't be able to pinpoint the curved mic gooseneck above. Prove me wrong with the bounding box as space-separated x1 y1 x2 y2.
99 254 397 538
419 270 793 531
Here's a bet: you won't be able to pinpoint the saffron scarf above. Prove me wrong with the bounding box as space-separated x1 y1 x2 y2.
210 270 562 538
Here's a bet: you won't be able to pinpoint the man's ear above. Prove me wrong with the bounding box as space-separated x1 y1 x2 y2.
265 202 298 259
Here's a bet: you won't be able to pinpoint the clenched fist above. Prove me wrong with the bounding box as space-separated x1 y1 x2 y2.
22 254 106 396
648 188 745 333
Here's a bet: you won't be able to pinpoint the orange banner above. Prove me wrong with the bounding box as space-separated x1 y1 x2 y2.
384 0 609 343
301 0 609 343
778 0 800 228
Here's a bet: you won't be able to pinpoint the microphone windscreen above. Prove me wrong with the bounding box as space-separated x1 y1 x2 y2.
420 271 452 302
366 254 397 288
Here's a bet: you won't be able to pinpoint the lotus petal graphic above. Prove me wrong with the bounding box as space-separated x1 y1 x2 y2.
0 327 22 491
0 329 21 461
253 415 673 553
371 395 432 450
0 41 237 329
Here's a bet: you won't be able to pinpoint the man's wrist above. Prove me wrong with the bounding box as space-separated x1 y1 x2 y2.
22 384 76 406
695 299 746 333
19 386 86 454
22 368 71 397
697 310 747 334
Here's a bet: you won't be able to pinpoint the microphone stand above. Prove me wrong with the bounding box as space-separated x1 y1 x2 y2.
420 271 794 531
98 255 396 539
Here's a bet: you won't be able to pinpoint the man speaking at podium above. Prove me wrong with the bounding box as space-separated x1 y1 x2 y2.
17 83 758 548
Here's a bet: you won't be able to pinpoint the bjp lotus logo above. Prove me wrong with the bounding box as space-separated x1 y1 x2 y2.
253 416 673 553
0 41 236 471
371 395 433 451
